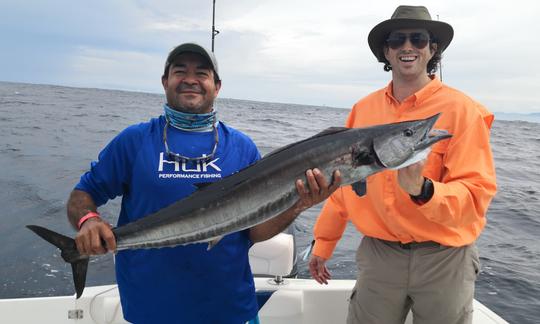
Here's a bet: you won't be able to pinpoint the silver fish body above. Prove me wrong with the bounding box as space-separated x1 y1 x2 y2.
113 113 450 250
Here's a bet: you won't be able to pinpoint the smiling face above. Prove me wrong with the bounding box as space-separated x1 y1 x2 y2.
161 52 221 114
383 28 437 82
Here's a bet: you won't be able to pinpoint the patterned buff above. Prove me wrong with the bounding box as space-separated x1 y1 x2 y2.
163 104 218 132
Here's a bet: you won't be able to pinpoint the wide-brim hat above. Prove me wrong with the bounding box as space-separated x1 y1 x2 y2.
368 5 454 62
164 42 220 80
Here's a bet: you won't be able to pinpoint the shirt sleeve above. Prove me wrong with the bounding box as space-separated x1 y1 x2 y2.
75 125 142 206
248 141 261 164
312 188 350 259
417 109 497 227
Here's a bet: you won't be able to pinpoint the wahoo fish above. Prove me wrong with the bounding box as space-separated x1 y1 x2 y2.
27 113 451 298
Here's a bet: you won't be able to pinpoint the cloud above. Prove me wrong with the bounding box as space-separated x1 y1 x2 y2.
1 0 539 112
64 46 163 92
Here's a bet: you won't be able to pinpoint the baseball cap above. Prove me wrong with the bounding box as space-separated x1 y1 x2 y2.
163 43 220 80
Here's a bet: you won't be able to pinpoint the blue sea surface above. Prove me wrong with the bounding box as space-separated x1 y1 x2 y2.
1 81 539 323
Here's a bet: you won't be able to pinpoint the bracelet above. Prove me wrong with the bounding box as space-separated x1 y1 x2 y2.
78 211 101 230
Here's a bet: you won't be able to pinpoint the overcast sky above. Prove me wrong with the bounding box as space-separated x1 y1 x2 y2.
1 0 539 113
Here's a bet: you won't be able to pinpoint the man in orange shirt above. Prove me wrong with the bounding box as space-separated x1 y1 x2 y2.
309 6 497 324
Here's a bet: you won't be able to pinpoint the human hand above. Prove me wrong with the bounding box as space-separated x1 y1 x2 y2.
309 254 331 284
397 160 425 196
75 218 116 255
294 169 341 213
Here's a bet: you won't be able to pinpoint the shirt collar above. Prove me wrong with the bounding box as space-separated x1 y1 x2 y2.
415 76 443 106
384 76 443 106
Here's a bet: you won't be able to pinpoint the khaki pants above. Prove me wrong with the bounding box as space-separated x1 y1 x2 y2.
347 237 480 324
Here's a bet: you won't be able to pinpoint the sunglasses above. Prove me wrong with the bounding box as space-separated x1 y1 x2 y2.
386 32 431 50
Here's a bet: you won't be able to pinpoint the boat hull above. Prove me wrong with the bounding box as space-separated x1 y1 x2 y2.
0 278 508 324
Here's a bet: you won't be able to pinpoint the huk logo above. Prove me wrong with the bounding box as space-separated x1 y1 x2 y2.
157 152 222 180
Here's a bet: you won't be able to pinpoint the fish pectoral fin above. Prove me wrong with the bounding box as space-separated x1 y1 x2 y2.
207 236 224 250
351 179 367 197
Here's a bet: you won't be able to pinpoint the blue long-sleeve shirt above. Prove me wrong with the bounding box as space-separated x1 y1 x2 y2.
76 116 261 324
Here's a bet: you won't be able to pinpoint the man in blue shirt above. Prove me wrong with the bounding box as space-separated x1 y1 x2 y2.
66 43 339 324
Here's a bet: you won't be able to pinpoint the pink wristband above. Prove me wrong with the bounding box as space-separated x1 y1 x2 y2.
78 212 101 230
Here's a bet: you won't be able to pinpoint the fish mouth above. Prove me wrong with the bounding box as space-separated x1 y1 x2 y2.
415 113 452 152
371 113 452 169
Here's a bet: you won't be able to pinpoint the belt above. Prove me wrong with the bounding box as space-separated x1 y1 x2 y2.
379 239 441 250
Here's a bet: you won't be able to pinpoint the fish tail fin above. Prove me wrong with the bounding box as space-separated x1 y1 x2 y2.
26 225 89 299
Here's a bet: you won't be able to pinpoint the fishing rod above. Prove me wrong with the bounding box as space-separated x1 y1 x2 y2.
437 14 443 82
211 0 220 52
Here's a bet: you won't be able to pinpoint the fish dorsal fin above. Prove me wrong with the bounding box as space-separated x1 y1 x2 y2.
313 127 349 138
264 127 349 158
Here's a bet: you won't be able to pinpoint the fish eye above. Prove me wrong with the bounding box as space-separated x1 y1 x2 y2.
403 129 414 137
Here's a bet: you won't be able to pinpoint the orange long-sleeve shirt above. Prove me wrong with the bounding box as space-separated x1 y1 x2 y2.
313 78 497 259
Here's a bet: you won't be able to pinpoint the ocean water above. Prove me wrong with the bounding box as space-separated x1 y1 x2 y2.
1 81 539 323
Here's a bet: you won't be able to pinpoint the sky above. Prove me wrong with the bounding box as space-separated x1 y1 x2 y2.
1 0 539 113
